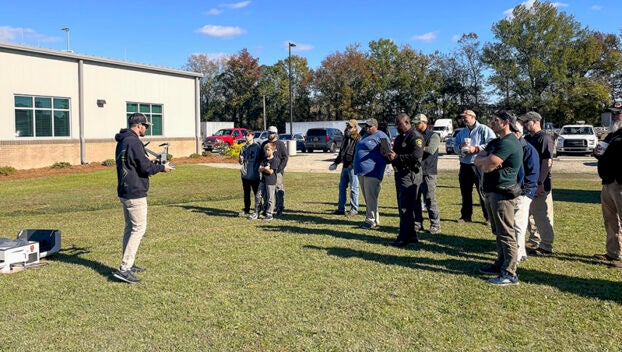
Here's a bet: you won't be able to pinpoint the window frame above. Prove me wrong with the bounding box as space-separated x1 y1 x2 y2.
126 102 163 136
14 95 71 138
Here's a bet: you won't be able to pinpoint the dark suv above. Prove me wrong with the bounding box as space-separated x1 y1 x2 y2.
303 128 344 153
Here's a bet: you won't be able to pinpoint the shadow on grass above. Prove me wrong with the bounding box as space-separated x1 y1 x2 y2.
306 245 622 302
49 245 115 279
178 205 239 217
553 188 601 204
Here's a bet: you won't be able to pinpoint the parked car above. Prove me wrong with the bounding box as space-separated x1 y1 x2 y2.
555 124 598 156
278 133 305 151
304 128 344 153
203 128 247 151
445 128 464 154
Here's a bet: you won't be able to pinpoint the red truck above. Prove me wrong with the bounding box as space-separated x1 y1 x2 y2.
202 128 247 151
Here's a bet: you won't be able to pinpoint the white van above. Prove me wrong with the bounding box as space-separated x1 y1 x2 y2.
433 119 454 141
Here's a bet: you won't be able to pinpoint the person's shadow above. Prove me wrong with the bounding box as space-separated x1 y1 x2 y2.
48 245 117 280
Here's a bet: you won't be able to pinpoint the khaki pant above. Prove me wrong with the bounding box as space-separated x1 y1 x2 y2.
358 175 382 226
528 190 555 252
601 182 622 259
120 197 148 271
514 195 532 259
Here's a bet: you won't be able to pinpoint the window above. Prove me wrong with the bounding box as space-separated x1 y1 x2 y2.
127 102 163 136
14 95 70 137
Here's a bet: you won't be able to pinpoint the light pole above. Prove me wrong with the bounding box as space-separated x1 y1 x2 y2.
61 27 70 52
288 42 296 137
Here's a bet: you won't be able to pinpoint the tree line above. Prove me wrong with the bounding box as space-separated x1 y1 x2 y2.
184 1 622 131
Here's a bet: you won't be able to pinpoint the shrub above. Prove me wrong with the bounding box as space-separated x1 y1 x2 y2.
0 166 17 176
51 161 72 169
225 143 243 159
189 153 202 159
102 159 116 167
202 151 212 157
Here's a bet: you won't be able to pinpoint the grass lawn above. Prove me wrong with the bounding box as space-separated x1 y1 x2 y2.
0 164 619 351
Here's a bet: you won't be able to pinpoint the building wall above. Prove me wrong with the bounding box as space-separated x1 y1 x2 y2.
0 43 201 169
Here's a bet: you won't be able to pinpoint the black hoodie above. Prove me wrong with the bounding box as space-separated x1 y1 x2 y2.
115 128 165 199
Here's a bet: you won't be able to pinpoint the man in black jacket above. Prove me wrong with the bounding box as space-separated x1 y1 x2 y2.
387 113 424 248
330 119 362 216
113 113 171 284
593 104 622 267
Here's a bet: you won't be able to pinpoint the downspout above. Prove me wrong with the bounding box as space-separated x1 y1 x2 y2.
78 59 87 164
195 76 201 154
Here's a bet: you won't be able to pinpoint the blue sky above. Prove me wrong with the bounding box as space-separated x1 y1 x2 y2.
1 0 621 70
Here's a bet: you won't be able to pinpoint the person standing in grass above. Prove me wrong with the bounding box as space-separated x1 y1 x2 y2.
330 119 362 217
261 126 288 217
113 113 172 284
387 113 424 248
239 130 261 217
593 103 622 267
250 142 280 221
475 110 523 286
413 113 442 234
353 118 392 230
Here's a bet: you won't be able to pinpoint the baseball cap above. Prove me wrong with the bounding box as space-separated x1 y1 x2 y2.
268 126 278 134
495 110 520 132
460 110 476 118
518 111 542 122
128 113 152 126
364 118 378 127
606 101 622 114
413 113 428 124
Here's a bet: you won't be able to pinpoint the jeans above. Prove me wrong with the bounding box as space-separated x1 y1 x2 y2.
256 182 276 216
242 178 260 213
415 174 440 230
120 197 148 272
338 167 359 212
275 172 285 211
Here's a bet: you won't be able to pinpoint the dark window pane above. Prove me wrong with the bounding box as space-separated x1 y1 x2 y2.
151 115 162 135
152 105 162 113
35 97 51 108
15 96 33 108
127 103 138 113
139 105 150 113
53 98 69 109
54 111 70 136
15 110 33 137
36 110 53 136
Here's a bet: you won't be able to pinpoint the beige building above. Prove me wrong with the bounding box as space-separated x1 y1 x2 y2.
0 42 202 169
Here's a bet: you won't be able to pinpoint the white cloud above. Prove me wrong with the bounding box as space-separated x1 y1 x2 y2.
451 34 460 42
196 25 246 38
0 26 58 43
207 9 223 15
551 2 569 8
222 1 251 9
284 41 313 52
411 31 438 43
591 5 603 11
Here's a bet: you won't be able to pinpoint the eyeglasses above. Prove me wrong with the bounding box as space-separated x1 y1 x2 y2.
346 125 354 129
142 124 150 128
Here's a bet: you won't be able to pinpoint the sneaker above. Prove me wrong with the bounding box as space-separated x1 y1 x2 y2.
428 227 441 234
361 222 377 230
264 215 274 221
275 208 284 217
248 213 258 220
345 210 358 217
479 265 501 275
112 269 140 284
457 218 471 224
525 241 539 250
488 273 519 286
528 247 553 256
130 265 146 273
333 210 346 215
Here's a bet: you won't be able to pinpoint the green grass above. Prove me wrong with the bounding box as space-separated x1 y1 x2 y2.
0 166 618 351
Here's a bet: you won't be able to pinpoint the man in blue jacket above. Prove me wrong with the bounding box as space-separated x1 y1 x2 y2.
113 113 172 284
354 118 391 229
513 122 540 262
454 110 496 224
